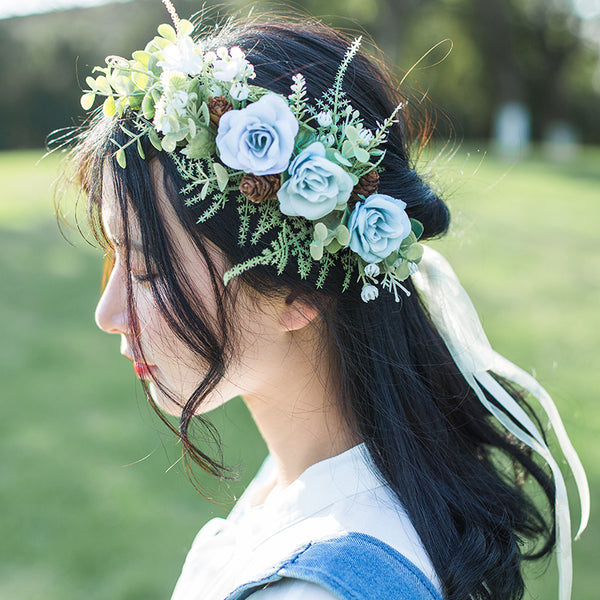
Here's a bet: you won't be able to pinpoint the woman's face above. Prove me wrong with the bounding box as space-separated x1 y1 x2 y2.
94 163 286 415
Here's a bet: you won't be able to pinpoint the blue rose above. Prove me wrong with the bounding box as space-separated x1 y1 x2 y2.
348 194 412 262
216 93 298 176
277 142 353 220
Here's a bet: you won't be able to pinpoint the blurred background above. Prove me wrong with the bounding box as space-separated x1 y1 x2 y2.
1 0 598 599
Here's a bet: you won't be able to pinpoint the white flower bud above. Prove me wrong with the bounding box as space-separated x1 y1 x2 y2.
230 82 250 100
358 128 373 146
361 284 379 303
364 263 380 278
317 111 333 127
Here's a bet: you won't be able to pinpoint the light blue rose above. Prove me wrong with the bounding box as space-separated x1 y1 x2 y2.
277 142 353 220
348 194 412 263
216 93 298 176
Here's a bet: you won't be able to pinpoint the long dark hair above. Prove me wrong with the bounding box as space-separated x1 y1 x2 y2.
65 16 555 600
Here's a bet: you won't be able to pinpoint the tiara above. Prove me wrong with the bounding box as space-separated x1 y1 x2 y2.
80 3 423 302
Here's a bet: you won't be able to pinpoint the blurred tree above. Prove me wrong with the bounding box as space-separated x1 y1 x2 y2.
0 0 598 150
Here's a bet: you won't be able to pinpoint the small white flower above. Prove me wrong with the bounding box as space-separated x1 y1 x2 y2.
320 133 336 147
361 284 379 303
317 111 332 127
230 82 250 100
157 36 204 75
358 128 373 146
169 90 191 111
364 263 380 278
213 46 254 82
203 51 217 65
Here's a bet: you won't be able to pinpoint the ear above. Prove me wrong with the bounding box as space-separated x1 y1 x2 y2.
278 291 324 332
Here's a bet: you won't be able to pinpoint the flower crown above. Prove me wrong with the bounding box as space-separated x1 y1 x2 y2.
81 1 424 303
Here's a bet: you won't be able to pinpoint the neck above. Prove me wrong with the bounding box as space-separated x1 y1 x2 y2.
242 330 357 489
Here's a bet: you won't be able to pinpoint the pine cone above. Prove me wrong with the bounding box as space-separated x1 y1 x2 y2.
208 96 233 126
350 169 380 205
239 174 281 203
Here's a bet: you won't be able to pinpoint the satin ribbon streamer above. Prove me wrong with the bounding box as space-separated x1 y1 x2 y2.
412 247 589 600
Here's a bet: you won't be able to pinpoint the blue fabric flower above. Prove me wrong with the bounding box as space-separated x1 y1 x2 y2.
216 93 298 176
277 142 353 220
348 194 411 263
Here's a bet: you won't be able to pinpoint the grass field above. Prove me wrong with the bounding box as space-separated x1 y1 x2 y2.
1 146 598 599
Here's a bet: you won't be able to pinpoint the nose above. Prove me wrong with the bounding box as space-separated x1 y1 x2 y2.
95 260 129 334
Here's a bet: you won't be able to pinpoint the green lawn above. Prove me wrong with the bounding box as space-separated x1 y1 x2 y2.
1 147 597 599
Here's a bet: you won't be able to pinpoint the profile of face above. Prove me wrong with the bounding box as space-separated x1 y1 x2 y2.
94 161 314 416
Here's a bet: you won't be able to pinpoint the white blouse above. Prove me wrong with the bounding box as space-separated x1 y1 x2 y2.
170 444 440 600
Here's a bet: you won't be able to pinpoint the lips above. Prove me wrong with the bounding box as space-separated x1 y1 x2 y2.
133 361 157 380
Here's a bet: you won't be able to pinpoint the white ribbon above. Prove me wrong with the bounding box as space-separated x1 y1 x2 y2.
412 247 589 600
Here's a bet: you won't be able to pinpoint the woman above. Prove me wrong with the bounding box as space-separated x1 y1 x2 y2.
65 2 588 599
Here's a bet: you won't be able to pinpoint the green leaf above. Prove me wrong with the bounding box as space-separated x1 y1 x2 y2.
103 96 116 117
157 23 177 42
353 147 370 163
148 128 162 151
410 218 424 240
80 93 95 110
132 50 151 67
334 224 350 246
161 135 177 153
344 125 360 143
394 260 411 280
95 75 112 95
132 138 143 160
131 71 149 90
405 243 424 262
85 76 97 91
213 162 229 192
200 181 210 200
314 222 328 242
116 148 127 168
310 241 324 261
142 94 155 119
179 19 194 35
341 140 354 157
200 102 210 127
325 238 342 253
328 148 351 167
400 231 417 249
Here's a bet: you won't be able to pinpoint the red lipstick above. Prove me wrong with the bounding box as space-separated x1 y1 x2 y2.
133 361 157 380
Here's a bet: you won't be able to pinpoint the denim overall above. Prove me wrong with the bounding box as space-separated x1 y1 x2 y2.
225 532 444 600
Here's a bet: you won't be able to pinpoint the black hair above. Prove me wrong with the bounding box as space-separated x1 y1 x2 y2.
66 16 555 600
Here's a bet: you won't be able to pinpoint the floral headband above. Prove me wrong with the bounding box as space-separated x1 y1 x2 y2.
80 0 424 303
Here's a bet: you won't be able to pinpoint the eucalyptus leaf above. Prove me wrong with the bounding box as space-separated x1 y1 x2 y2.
157 24 177 42
85 76 97 91
314 222 328 241
116 148 127 168
400 231 417 249
148 128 162 151
200 181 210 200
103 96 116 118
137 138 146 160
325 238 342 253
132 50 151 67
344 125 360 143
131 71 149 90
310 241 324 261
334 224 350 246
329 149 352 167
394 261 411 280
410 218 424 240
80 93 95 110
142 94 155 119
200 102 210 127
179 19 195 35
95 76 112 96
161 135 177 153
353 147 370 163
405 243 424 261
213 163 229 192
341 140 354 157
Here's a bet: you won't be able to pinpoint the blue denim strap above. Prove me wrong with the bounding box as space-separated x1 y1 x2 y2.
225 531 443 600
